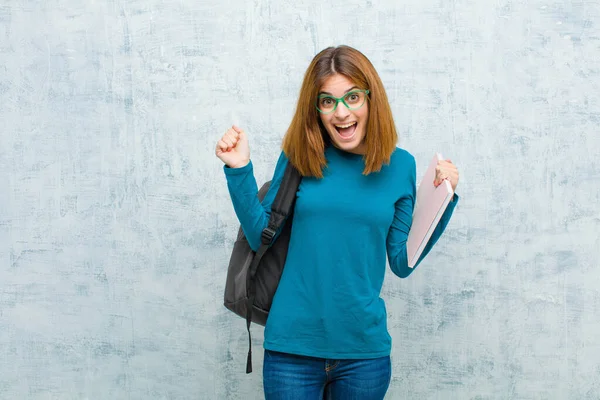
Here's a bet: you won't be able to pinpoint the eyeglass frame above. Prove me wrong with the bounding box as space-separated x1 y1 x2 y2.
315 89 370 114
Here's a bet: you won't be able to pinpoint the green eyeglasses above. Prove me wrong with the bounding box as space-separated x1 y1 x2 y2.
316 89 370 114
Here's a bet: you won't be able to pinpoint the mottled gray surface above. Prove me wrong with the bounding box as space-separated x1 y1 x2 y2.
1 0 599 399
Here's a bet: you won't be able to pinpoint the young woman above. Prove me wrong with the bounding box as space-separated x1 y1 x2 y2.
216 45 460 400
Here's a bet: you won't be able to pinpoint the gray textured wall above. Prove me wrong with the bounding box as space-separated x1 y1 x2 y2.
1 0 599 399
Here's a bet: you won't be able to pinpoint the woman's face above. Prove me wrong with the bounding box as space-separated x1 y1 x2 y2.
318 74 369 155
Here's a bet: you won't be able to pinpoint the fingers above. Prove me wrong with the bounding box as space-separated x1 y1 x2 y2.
434 175 448 187
435 162 451 186
225 132 237 147
228 126 242 142
434 173 457 189
216 139 230 154
437 161 458 175
218 128 240 151
232 125 248 143
221 137 232 149
434 159 459 190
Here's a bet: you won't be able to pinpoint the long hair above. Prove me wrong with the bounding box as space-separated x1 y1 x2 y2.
282 45 398 178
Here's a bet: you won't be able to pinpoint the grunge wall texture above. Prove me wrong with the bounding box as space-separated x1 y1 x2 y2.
1 1 599 399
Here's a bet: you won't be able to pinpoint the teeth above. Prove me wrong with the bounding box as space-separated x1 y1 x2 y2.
335 122 357 129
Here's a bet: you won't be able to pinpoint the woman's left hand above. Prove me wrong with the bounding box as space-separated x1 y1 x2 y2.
434 159 459 192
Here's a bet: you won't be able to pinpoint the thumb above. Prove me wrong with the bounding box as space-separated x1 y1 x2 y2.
232 125 243 134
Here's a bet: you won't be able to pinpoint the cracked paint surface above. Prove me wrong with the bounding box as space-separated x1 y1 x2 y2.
1 0 599 399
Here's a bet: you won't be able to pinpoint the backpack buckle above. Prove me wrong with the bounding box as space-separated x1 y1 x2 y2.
261 227 276 245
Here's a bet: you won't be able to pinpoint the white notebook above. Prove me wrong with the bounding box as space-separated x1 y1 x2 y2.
406 153 454 268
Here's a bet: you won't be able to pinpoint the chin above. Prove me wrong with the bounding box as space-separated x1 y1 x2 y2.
335 140 363 154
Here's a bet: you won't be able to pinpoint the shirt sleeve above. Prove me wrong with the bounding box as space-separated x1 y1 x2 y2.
386 156 459 278
223 152 289 251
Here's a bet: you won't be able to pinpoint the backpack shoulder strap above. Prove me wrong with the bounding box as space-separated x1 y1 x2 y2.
261 161 302 245
245 160 301 373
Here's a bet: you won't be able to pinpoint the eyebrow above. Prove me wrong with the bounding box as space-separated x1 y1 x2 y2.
319 86 359 96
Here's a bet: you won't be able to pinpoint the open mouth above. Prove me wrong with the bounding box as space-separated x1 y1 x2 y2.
334 122 357 139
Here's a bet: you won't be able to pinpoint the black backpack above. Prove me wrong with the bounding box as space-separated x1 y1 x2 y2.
223 161 302 373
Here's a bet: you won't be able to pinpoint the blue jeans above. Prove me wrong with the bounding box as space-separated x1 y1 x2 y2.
262 349 391 400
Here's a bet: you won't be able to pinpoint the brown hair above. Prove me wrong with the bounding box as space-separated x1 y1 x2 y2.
282 45 398 178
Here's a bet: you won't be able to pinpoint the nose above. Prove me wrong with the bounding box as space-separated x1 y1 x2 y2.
333 102 351 119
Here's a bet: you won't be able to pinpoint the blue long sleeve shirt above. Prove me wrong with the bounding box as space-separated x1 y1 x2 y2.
224 145 458 359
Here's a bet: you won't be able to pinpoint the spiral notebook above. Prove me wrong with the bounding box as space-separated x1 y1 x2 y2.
406 153 454 268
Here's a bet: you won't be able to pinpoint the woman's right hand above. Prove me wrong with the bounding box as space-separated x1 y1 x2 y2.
215 125 250 168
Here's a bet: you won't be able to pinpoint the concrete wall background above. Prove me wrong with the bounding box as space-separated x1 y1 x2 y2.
1 0 599 399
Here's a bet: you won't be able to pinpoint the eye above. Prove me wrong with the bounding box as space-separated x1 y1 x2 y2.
320 97 334 106
346 93 360 103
